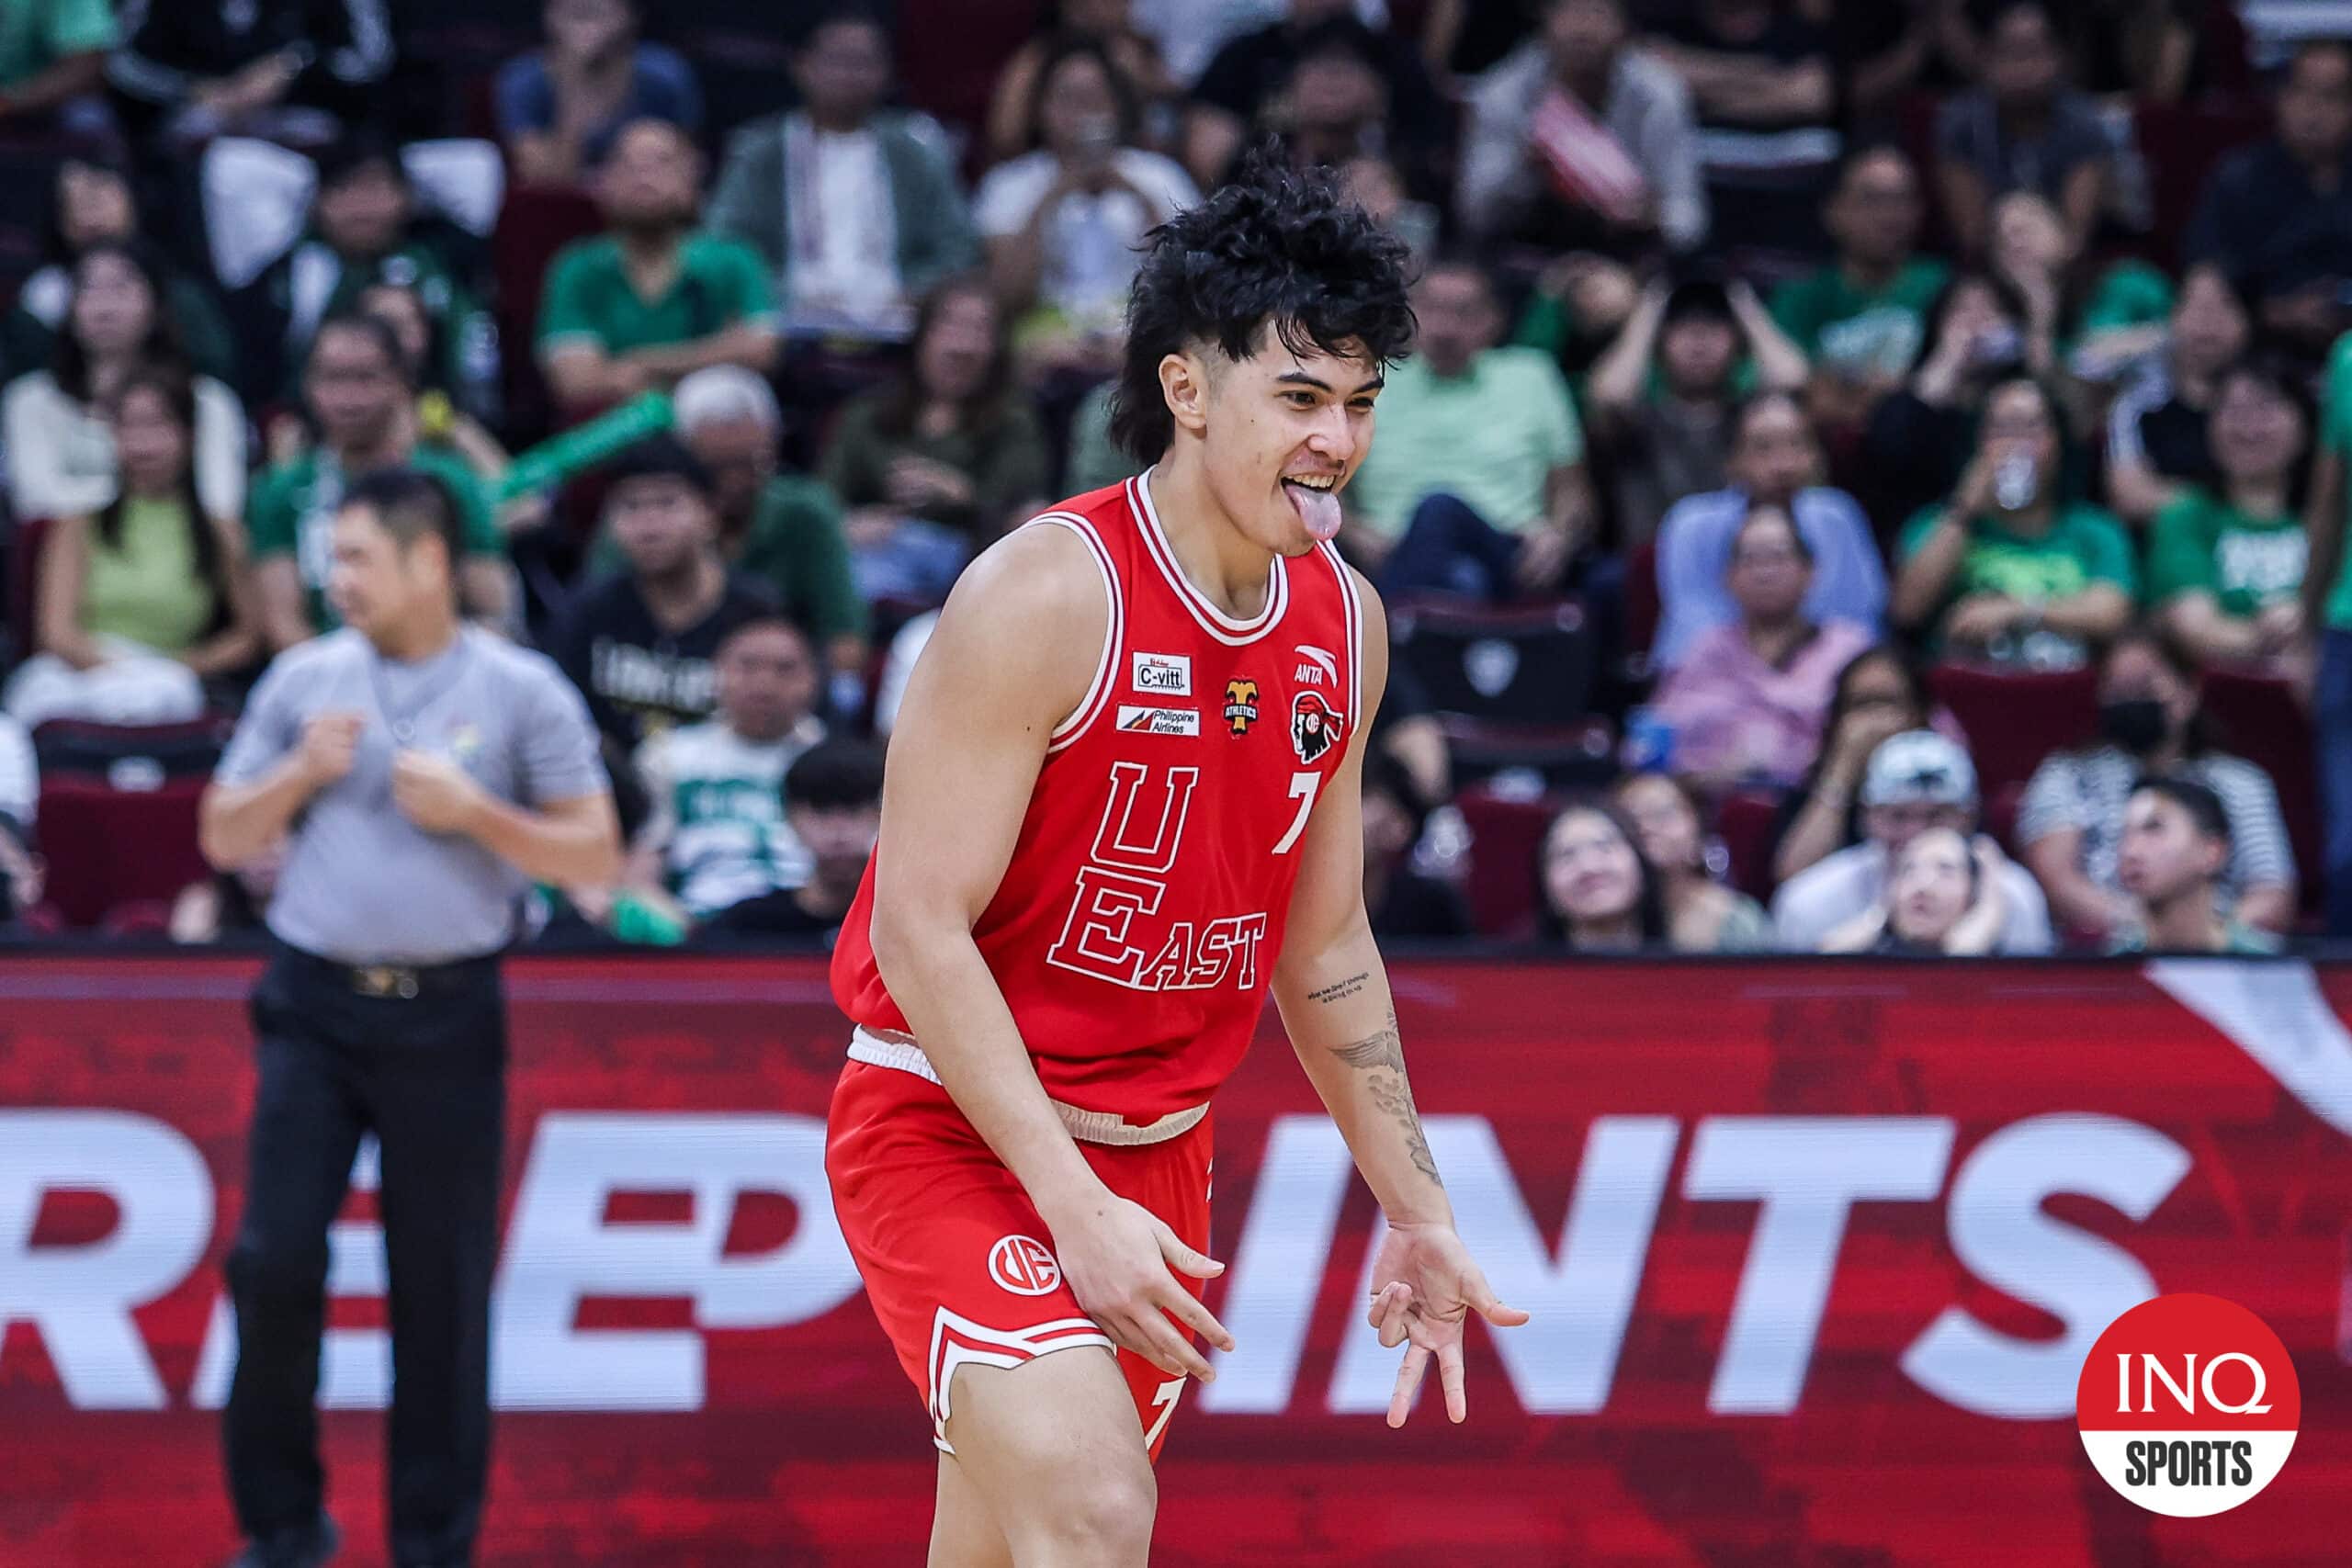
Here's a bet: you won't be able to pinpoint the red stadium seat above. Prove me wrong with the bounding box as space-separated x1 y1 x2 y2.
1927 661 2098 807
1391 595 1596 724
37 774 211 929
2132 100 2271 271
493 185 605 434
2201 665 2321 910
1437 714 1616 793
1453 783 1556 939
1623 538 1659 668
892 0 1035 167
1713 790 1782 899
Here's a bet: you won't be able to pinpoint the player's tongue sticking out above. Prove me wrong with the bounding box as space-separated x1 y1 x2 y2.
1282 474 1343 542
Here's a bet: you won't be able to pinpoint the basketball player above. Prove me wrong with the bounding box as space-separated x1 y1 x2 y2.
826 162 1526 1566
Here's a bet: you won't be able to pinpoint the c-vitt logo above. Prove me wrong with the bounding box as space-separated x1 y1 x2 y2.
2075 1292 2299 1517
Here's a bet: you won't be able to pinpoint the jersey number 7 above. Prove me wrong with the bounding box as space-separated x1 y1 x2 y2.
1273 772 1320 855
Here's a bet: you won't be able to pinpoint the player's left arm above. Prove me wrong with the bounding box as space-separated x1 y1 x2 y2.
1269 571 1528 1426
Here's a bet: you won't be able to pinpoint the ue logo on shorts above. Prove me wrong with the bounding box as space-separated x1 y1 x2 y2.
989 1235 1062 1296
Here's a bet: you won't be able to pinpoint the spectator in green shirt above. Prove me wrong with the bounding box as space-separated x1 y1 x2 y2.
1770 144 1948 434
1892 375 2135 667
0 0 112 127
254 133 497 416
249 313 512 650
537 118 780 417
1986 189 2173 378
1344 254 1595 595
2303 327 2352 934
2152 359 2312 672
820 276 1050 604
589 366 869 694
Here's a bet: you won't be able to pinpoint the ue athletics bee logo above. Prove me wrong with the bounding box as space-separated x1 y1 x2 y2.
1291 690 1340 763
987 1235 1062 1296
1223 678 1261 736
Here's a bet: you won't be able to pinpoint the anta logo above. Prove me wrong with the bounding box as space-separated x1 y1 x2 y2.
1223 678 1261 736
1291 690 1341 764
1293 644 1338 687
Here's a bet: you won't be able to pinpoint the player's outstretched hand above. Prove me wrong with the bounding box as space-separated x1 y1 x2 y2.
1051 1193 1235 1382
1365 1220 1529 1428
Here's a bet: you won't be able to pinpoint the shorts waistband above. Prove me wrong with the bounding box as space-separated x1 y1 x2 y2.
847 1026 1207 1147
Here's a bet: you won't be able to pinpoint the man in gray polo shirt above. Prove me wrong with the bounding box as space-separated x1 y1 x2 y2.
199 468 619 1568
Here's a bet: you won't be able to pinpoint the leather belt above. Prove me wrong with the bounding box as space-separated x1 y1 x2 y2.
847 1026 1209 1146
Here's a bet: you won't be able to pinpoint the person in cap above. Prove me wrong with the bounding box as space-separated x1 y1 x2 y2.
199 467 620 1568
1770 728 2053 952
2109 774 2288 955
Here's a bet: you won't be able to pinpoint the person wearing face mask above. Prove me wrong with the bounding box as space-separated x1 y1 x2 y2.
2016 629 2296 942
1822 825 2010 954
1891 374 2134 668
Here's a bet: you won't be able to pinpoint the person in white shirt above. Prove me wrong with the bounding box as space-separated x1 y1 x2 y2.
975 34 1199 376
707 8 978 344
620 615 828 922
3 241 246 523
1771 728 2054 953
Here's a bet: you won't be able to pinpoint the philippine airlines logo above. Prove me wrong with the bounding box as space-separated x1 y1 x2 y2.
1117 705 1201 737
988 1235 1063 1297
2075 1292 2299 1517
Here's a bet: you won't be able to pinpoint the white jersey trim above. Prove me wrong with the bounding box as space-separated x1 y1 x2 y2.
849 1028 1209 1145
927 1306 1114 1453
1126 468 1290 646
1317 541 1365 731
1023 511 1123 753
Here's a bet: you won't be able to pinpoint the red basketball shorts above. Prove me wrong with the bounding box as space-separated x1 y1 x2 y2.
825 1054 1213 1460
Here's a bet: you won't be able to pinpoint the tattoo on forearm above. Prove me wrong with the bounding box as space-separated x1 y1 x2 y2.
1306 972 1371 1006
1328 1009 1441 1187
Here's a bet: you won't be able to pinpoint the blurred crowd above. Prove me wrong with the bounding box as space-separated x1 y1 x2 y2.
0 0 2340 957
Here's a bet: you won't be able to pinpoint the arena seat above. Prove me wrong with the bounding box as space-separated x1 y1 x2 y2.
37 774 210 930
1438 714 1616 794
2201 664 2321 909
1622 538 1659 670
1713 789 1782 899
892 0 1035 164
493 184 605 434
1927 660 2098 807
1390 595 1596 724
1453 783 1556 939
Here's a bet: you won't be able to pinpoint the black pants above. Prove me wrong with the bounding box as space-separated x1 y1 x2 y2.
223 945 506 1566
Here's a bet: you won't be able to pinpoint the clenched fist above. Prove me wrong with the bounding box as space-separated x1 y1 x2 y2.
298 712 366 789
390 750 487 836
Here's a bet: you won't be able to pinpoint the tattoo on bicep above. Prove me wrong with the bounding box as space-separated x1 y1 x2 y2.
1306 971 1371 1006
1327 1009 1441 1187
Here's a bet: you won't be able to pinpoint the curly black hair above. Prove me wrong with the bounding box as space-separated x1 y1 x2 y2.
1109 155 1416 465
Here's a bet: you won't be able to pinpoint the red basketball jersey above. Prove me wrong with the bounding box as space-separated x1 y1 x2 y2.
831 472 1366 1122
